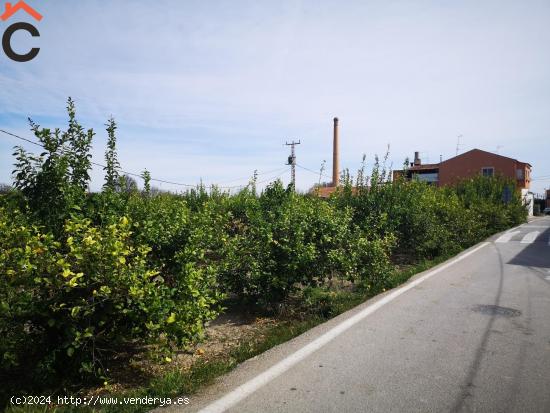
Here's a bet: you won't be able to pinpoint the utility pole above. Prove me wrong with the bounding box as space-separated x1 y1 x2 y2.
285 140 301 188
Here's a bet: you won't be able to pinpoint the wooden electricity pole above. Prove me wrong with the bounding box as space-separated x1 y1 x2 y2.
285 140 301 188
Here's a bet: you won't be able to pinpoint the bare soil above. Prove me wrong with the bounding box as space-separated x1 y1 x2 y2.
86 311 278 396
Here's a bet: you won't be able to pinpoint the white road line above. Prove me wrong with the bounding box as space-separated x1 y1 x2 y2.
521 225 550 229
545 276 550 281
496 231 520 243
520 231 540 244
197 242 490 413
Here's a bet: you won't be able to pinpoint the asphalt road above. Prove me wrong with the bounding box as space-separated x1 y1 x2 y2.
167 217 550 413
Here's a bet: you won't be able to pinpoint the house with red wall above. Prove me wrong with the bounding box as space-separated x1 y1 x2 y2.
393 149 532 190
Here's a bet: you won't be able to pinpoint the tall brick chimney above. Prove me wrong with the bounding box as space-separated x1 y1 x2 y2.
414 151 421 166
332 117 340 187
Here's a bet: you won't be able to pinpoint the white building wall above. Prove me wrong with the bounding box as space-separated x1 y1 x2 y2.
521 189 534 216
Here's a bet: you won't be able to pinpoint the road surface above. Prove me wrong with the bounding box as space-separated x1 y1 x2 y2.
166 217 550 413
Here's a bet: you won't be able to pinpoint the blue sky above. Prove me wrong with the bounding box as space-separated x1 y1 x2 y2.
1 0 549 193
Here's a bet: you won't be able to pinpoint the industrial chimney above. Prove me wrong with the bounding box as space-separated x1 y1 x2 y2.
414 151 421 166
332 117 340 186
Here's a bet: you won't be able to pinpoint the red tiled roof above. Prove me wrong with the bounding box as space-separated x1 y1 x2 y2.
442 149 531 167
314 186 358 198
408 163 440 171
316 187 337 198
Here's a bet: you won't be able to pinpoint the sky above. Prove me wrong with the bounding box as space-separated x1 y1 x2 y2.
1 0 549 194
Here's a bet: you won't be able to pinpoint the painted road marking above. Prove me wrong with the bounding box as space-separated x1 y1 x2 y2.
520 225 550 229
197 242 490 413
521 231 540 244
496 231 520 243
545 276 550 281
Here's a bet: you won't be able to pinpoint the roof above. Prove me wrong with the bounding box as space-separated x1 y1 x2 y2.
394 149 532 175
407 163 440 171
442 149 532 167
315 186 338 198
314 186 358 198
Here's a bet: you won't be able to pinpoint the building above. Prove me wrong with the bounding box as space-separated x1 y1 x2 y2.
316 117 342 198
315 124 533 206
393 149 532 190
546 190 550 208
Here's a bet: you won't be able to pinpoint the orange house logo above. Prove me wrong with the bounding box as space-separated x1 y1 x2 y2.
1 1 42 62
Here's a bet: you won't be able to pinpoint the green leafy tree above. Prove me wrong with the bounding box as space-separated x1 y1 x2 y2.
141 169 152 194
12 98 93 233
103 117 119 191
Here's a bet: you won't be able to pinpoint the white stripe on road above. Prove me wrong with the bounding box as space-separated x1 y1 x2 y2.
496 231 520 243
521 231 540 244
197 242 490 413
520 225 550 229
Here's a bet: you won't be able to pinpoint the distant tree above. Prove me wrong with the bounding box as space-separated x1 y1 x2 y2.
150 186 168 196
116 174 138 194
0 183 12 194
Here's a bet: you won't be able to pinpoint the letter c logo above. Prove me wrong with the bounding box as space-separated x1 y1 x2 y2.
2 22 40 62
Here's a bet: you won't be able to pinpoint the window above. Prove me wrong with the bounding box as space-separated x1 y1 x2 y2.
413 172 439 183
481 167 494 177
516 168 524 179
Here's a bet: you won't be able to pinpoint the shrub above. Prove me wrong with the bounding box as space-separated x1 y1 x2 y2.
330 159 526 259
0 209 221 394
220 181 394 306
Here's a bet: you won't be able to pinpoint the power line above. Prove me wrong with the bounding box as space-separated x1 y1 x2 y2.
1 129 44 147
1 128 197 187
214 167 289 185
210 168 290 191
296 164 332 180
217 168 290 191
256 168 290 185
0 129 286 190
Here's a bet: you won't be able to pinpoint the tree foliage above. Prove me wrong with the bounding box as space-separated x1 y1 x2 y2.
12 98 93 234
103 117 119 191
